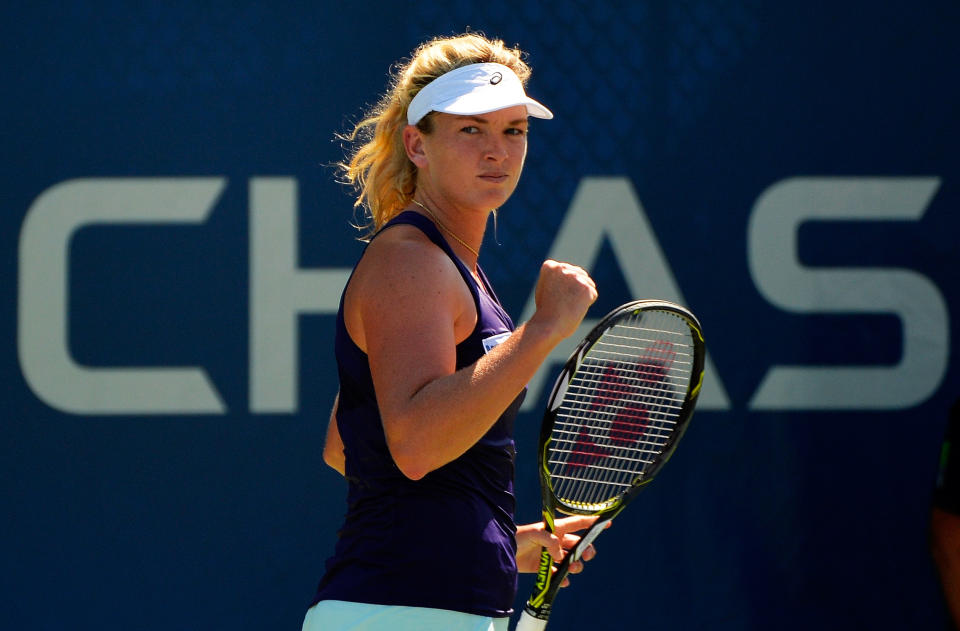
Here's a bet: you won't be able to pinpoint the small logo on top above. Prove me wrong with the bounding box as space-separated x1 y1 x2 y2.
490 72 503 85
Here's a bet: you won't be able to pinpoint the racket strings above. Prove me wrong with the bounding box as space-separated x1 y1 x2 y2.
548 310 695 510
564 365 693 394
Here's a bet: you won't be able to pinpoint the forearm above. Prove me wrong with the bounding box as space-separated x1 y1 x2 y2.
381 319 560 479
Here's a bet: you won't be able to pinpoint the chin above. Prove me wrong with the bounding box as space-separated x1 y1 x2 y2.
481 196 513 212
479 187 517 209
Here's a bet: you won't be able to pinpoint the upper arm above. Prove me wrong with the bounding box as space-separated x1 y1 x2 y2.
932 507 960 553
931 507 960 626
323 393 345 476
344 231 474 455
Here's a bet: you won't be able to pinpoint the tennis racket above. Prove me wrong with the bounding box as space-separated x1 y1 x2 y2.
515 299 705 631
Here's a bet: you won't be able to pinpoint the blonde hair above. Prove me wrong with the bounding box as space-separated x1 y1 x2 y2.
338 33 533 237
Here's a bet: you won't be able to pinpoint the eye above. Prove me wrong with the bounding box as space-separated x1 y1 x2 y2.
460 125 480 134
506 127 528 136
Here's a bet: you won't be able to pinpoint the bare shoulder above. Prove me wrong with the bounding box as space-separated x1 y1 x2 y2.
351 224 465 305
360 224 460 286
344 224 474 351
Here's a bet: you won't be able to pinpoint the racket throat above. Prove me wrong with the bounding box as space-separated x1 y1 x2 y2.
571 518 608 562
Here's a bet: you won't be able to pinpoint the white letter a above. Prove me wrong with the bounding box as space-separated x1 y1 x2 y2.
520 177 731 410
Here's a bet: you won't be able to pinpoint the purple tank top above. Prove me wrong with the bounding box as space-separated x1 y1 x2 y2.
313 211 525 617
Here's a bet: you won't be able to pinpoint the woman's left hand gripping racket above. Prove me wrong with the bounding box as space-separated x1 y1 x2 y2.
516 300 706 631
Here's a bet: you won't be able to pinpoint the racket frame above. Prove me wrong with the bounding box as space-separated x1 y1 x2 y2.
518 300 705 629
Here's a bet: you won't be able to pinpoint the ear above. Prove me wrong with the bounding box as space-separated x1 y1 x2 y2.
403 125 429 169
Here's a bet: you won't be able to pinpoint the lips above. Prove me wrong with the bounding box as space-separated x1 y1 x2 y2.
479 173 509 183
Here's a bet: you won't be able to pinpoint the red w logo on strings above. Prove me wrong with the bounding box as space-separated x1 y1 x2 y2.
566 340 676 468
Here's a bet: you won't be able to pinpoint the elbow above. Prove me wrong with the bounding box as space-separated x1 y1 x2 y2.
399 466 429 482
390 447 431 481
383 416 433 481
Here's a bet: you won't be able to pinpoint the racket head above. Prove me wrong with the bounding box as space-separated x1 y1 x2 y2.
538 300 705 520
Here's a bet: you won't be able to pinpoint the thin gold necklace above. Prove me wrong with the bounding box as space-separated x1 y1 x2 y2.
411 199 480 259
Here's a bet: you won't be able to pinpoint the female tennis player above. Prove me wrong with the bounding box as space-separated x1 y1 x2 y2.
304 33 600 631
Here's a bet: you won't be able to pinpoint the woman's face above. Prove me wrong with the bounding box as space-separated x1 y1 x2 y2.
412 105 529 214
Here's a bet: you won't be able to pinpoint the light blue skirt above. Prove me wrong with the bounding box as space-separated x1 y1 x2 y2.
302 600 510 631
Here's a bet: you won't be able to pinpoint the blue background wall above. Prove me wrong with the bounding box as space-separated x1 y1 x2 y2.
3 2 959 629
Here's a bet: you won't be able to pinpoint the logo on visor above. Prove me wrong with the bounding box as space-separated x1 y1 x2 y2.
490 72 503 85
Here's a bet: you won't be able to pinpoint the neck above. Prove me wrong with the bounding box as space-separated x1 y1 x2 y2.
410 197 484 263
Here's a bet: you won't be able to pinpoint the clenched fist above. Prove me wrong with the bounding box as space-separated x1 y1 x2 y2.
530 260 598 344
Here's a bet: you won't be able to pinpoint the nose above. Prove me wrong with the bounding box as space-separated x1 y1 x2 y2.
484 134 509 162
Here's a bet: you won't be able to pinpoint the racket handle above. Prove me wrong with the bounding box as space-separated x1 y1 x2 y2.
516 610 548 631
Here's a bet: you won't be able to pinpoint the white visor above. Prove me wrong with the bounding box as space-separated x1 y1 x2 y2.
406 62 554 125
